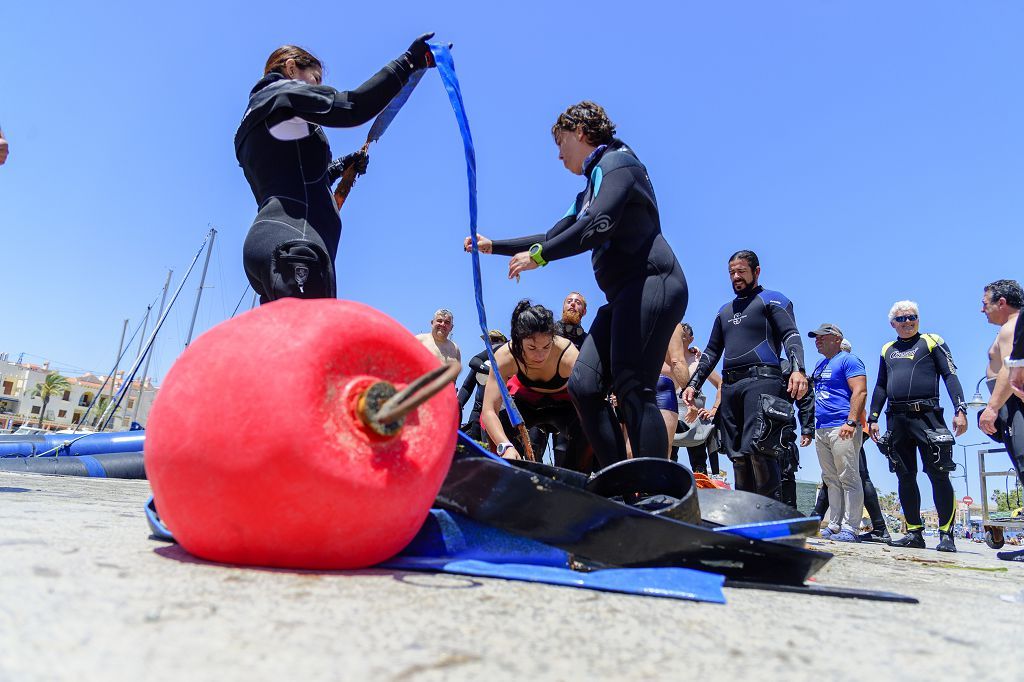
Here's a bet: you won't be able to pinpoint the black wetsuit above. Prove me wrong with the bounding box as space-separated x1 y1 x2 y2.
235 58 417 303
998 314 1024 559
997 313 1024 483
868 332 966 533
491 140 687 468
1014 312 1024 361
780 360 814 509
554 321 588 350
688 285 805 499
458 348 494 442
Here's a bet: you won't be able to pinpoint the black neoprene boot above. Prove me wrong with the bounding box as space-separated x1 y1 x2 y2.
936 531 957 553
888 529 925 549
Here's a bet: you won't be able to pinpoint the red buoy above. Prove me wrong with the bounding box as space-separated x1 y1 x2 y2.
145 298 457 569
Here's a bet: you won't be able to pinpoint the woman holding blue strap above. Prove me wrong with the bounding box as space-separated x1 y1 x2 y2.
237 36 436 303
467 102 687 468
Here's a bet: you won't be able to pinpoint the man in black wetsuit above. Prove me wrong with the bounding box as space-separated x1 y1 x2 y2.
554 292 589 349
468 102 688 468
682 251 808 500
868 300 967 552
457 329 508 443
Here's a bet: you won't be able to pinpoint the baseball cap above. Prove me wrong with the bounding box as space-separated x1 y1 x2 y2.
807 323 843 338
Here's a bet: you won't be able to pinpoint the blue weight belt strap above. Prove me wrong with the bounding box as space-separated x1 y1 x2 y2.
428 43 522 428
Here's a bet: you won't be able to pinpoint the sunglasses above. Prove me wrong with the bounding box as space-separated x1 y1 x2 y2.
893 315 918 323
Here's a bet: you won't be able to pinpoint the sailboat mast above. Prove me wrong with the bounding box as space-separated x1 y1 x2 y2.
131 269 172 426
184 227 217 348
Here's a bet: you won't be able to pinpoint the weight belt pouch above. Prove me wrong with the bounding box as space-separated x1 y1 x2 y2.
923 427 956 472
751 394 796 457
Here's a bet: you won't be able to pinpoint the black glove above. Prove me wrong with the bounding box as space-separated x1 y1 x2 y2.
405 32 436 69
327 151 370 184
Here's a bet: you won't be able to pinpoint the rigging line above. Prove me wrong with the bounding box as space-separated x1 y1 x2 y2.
230 284 251 318
97 231 213 430
66 304 156 434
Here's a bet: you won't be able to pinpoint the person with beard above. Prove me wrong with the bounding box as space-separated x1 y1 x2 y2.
236 38 436 303
535 292 588 462
682 250 808 500
554 292 588 349
467 101 687 468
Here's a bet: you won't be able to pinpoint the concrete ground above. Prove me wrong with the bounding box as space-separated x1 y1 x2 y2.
0 471 1019 682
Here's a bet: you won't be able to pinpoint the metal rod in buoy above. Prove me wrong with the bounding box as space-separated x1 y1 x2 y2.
184 227 217 348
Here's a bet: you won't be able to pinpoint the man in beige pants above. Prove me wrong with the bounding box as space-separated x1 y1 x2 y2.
809 323 868 543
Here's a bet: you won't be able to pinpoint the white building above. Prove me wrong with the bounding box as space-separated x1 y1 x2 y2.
0 353 158 432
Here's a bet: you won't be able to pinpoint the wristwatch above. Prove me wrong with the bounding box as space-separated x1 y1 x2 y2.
528 243 547 267
845 419 858 428
496 442 514 456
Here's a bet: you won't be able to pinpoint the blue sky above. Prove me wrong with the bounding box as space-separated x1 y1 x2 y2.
3 2 1022 501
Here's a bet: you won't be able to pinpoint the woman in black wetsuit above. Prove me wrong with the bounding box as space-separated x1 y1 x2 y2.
480 300 587 469
236 37 436 303
468 102 688 468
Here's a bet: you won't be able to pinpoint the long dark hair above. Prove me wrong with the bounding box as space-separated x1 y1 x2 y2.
510 299 555 363
264 45 323 77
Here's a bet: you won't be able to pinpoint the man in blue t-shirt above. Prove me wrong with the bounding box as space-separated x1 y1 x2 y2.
809 323 868 542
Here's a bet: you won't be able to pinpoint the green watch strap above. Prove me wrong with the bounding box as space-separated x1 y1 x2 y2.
529 243 547 267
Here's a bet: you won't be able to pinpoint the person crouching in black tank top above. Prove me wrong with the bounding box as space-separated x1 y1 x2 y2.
466 102 688 468
236 37 437 303
682 251 809 500
479 300 588 469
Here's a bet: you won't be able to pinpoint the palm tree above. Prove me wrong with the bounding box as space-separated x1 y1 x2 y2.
31 372 71 428
89 395 112 428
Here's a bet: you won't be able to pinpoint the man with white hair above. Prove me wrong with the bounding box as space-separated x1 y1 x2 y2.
416 309 462 365
868 300 967 552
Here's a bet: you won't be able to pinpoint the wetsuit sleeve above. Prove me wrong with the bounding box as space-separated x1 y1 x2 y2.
868 355 888 422
468 350 489 374
537 167 637 262
932 341 968 414
490 215 576 256
766 297 805 373
796 386 815 435
457 369 476 410
286 58 415 129
688 315 724 392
